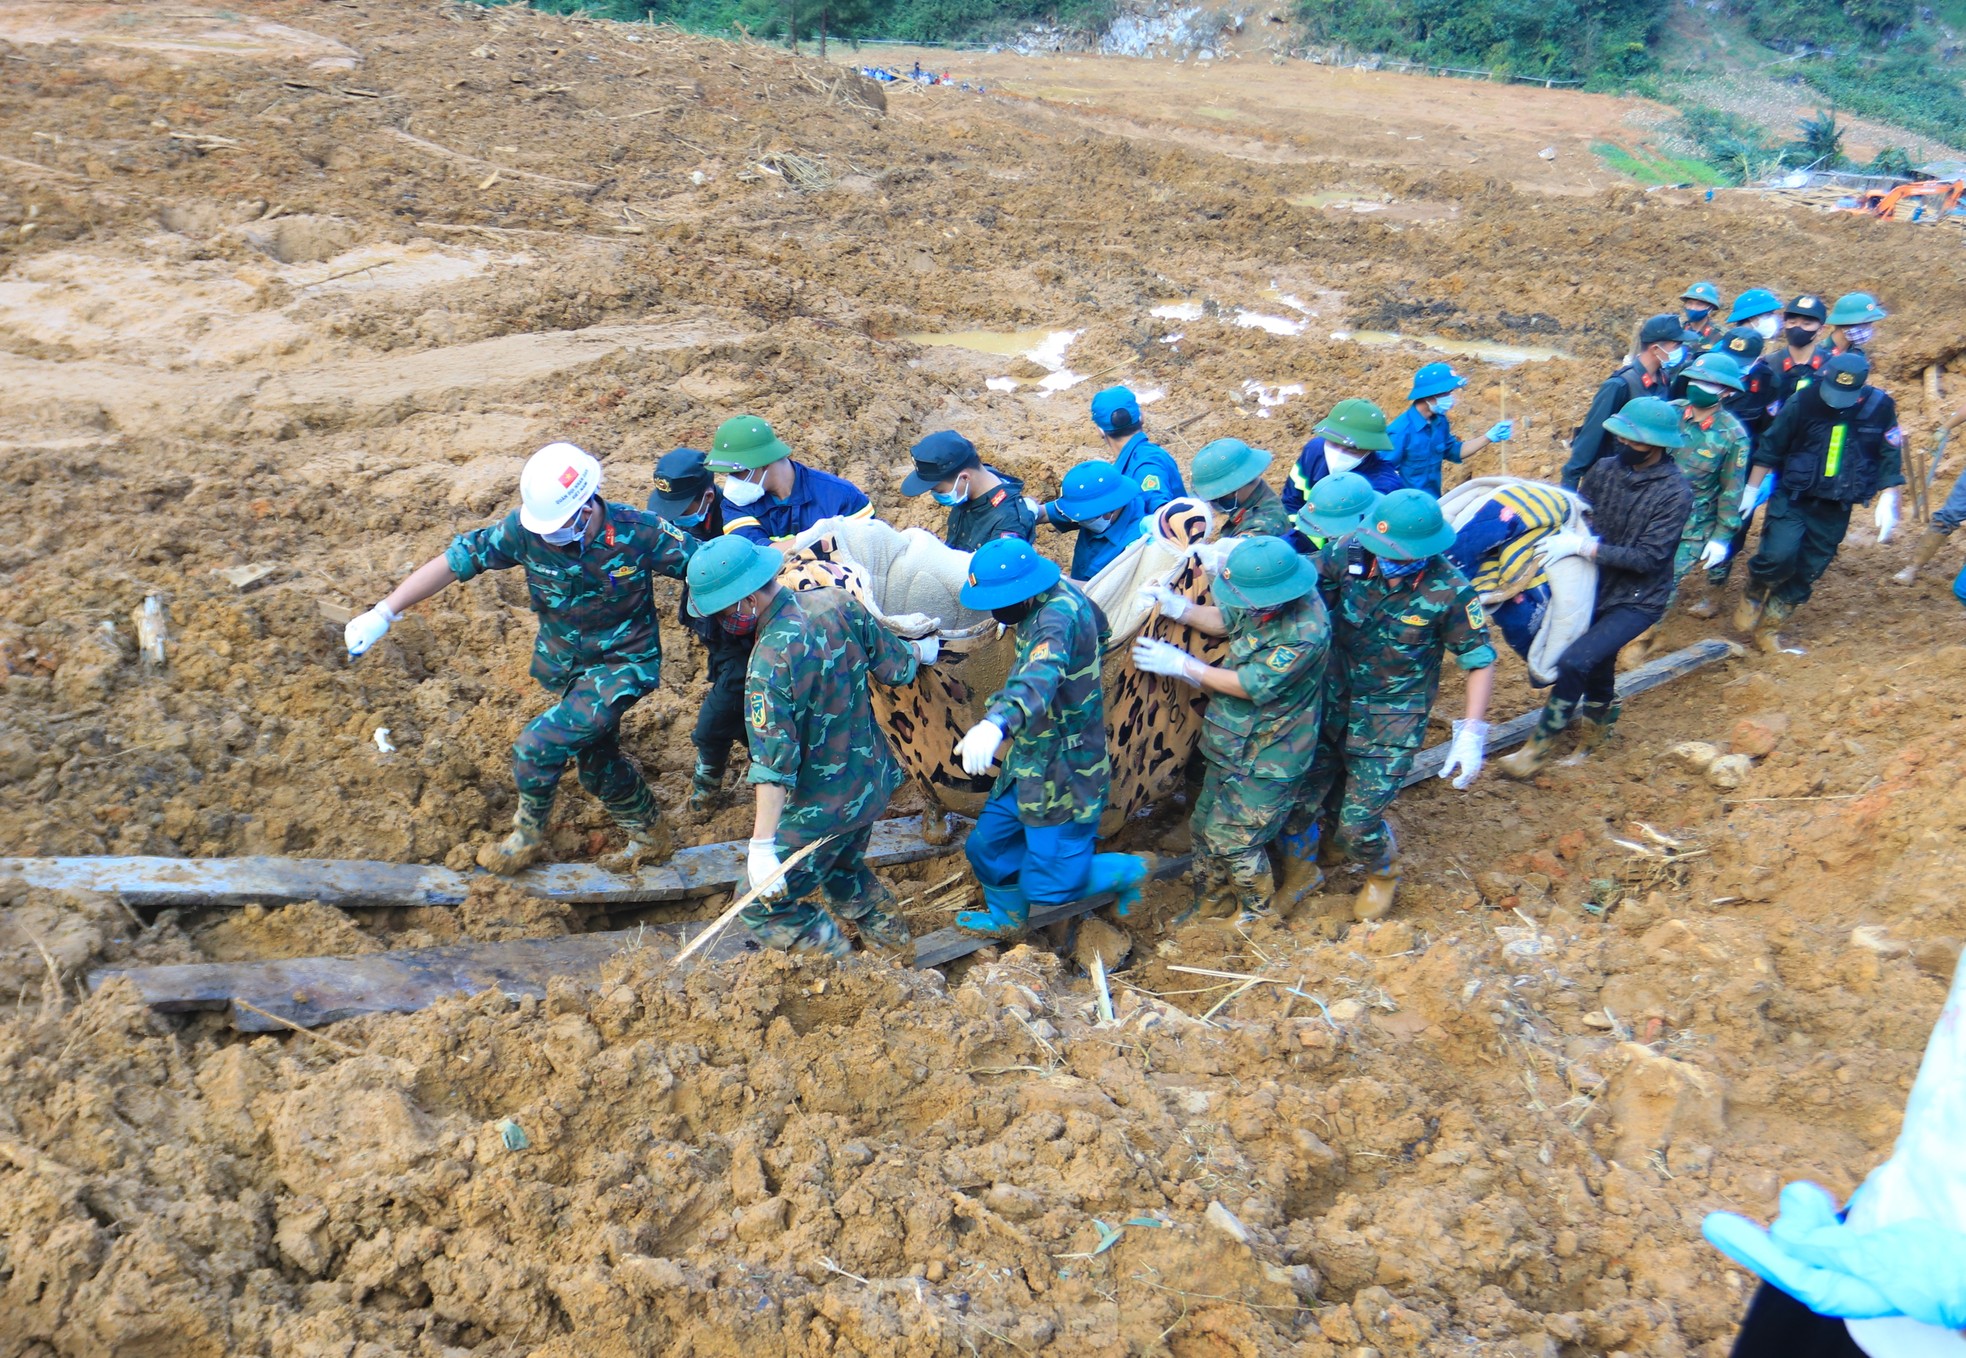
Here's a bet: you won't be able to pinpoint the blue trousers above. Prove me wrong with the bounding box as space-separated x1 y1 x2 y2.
965 794 1097 906
1490 586 1548 662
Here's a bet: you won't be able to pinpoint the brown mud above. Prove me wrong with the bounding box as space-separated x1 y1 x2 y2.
2 3 1965 1355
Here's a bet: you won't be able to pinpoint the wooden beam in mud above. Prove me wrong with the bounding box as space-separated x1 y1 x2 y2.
0 816 970 911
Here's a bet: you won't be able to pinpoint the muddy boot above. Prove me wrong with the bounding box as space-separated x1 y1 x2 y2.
1684 595 1720 619
1893 529 1946 585
1681 578 1719 619
788 911 852 959
1085 853 1149 918
1497 696 1575 779
1732 589 1767 636
957 883 1029 939
838 880 913 961
478 792 554 875
597 780 677 872
1753 597 1797 654
1233 879 1274 927
1270 823 1325 912
686 756 725 813
1575 700 1621 754
1352 863 1400 921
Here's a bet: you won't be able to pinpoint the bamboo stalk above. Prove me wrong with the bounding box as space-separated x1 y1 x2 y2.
672 836 835 964
1090 950 1115 1023
231 999 374 1058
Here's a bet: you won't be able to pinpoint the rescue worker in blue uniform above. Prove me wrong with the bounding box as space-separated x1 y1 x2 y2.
1087 385 1184 512
1282 399 1404 522
707 414 874 545
1386 362 1516 497
1046 460 1148 581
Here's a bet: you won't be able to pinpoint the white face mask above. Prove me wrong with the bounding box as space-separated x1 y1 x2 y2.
1752 315 1781 340
723 472 766 507
1325 447 1364 474
537 500 589 546
1433 394 1456 413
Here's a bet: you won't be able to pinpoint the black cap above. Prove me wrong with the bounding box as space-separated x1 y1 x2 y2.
1820 352 1870 409
650 447 713 515
901 430 980 496
1638 313 1697 346
1785 294 1829 323
1719 326 1764 363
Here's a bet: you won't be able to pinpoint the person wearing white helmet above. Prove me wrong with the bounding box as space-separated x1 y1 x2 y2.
344 442 698 874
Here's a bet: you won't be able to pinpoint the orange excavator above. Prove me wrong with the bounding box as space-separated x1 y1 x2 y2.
1845 179 1966 222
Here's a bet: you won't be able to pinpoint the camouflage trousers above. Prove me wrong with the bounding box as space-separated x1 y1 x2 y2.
1283 693 1421 873
511 673 652 815
1191 762 1296 912
740 822 890 948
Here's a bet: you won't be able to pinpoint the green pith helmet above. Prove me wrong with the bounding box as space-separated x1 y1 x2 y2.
686 536 784 616
708 414 794 472
1681 280 1722 307
1211 535 1320 610
1314 398 1394 452
1827 291 1888 326
1355 488 1456 561
960 536 1062 610
1681 351 1747 393
1190 438 1275 499
1299 471 1378 539
1602 396 1692 449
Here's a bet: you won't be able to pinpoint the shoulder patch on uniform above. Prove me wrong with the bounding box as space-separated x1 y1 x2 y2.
1466 599 1487 630
1029 640 1055 663
1886 426 1905 447
990 488 1006 506
748 690 768 731
1267 645 1300 672
1141 474 1163 491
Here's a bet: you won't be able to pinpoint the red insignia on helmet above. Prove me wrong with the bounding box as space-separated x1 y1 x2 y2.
967 573 977 587
1376 520 1390 533
559 466 580 489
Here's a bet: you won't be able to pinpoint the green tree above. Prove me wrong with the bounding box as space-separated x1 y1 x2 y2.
1785 107 1846 169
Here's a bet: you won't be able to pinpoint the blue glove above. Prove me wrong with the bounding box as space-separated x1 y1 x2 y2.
1703 1181 1966 1329
1485 420 1515 442
1753 471 1778 510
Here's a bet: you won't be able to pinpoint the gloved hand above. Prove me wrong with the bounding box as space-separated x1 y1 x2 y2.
344 602 400 657
1534 530 1596 563
956 719 1004 776
1485 420 1515 443
746 837 787 900
1024 496 1046 521
1139 582 1191 622
1697 539 1730 570
1438 718 1488 789
1131 636 1202 686
1703 1181 1966 1330
1741 478 1767 517
1192 540 1236 576
912 636 941 665
1874 488 1902 543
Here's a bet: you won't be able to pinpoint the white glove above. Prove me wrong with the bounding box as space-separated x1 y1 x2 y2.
344 602 400 657
956 719 1004 776
1138 582 1191 622
1740 480 1762 517
1874 488 1902 544
1485 420 1515 443
1439 719 1488 790
912 636 941 665
1696 539 1730 570
1023 496 1045 520
1533 530 1596 564
1131 635 1201 686
1192 540 1235 576
746 837 786 900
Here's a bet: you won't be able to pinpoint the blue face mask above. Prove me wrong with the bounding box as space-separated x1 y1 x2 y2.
1433 394 1456 413
1378 555 1428 579
931 474 969 508
1684 304 1713 322
672 510 706 529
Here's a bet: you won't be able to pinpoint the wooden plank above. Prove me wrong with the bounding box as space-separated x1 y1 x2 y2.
1402 638 1737 785
0 816 970 911
909 855 1195 969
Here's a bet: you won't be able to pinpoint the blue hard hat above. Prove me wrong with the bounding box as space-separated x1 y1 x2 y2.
1089 386 1142 435
960 537 1062 610
1727 287 1782 324
1056 460 1139 521
1408 361 1467 402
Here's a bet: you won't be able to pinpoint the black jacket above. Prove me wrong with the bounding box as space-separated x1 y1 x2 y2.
1579 454 1693 616
1563 361 1669 488
1753 383 1903 505
945 468 1038 552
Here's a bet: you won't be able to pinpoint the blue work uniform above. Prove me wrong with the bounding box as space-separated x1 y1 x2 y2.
1111 432 1184 513
721 460 873 545
1067 499 1147 580
1386 406 1463 497
1281 437 1404 519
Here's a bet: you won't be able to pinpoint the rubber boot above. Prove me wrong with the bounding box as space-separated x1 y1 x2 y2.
789 911 852 959
1575 699 1620 754
1753 597 1796 654
956 882 1029 939
687 755 725 812
1497 696 1575 779
1893 529 1946 585
478 791 554 875
1084 853 1149 918
1270 823 1325 912
841 880 913 960
1193 867 1238 921
1732 589 1767 635
1682 579 1720 619
597 780 676 872
1353 861 1400 921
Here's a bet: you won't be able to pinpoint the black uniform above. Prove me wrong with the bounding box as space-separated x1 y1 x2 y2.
1747 383 1903 607
1722 357 1776 447
649 494 755 775
944 469 1038 552
1563 362 1670 488
1768 350 1826 412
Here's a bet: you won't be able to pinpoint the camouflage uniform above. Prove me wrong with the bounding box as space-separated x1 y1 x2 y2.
1220 478 1293 540
445 502 695 823
1668 401 1752 595
1288 546 1496 869
739 585 921 947
1191 595 1331 912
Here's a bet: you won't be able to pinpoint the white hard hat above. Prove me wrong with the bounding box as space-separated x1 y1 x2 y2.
518 442 603 533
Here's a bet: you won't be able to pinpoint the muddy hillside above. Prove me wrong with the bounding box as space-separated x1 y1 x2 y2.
3 3 1964 1355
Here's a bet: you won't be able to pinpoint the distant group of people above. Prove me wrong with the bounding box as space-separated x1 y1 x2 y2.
856 61 982 91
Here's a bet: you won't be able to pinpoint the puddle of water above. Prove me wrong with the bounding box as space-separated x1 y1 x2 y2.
901 327 1059 357
1234 311 1307 337
1150 300 1205 321
1336 330 1573 365
1287 191 1386 212
1241 380 1303 418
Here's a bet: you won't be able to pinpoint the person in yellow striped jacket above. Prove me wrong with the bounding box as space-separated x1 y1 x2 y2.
1441 482 1574 662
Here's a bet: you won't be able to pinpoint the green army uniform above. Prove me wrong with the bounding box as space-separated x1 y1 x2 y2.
445 501 695 832
740 585 921 948
1191 595 1330 914
1668 401 1751 597
1220 478 1292 539
986 582 1111 829
1289 552 1496 869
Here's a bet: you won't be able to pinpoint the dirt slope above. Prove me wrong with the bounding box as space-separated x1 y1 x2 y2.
2 4 1965 1356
